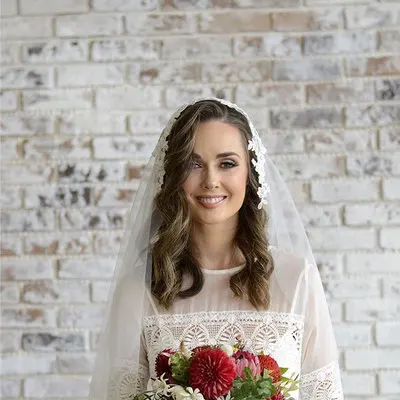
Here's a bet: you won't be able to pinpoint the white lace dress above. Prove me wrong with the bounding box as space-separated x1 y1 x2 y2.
120 247 343 400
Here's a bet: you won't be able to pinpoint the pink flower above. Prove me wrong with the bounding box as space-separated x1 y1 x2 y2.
232 350 261 378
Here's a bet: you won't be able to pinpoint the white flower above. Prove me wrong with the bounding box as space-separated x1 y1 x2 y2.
219 344 234 357
170 386 205 400
152 374 171 395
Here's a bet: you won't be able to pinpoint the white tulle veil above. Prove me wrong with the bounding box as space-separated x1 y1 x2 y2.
88 98 339 400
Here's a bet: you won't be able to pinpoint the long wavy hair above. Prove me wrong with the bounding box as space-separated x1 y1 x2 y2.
151 100 274 310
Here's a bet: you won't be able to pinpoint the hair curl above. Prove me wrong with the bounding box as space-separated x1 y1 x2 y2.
152 100 274 310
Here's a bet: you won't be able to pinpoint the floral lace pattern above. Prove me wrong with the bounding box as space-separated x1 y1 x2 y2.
152 97 271 207
108 359 149 400
300 360 344 400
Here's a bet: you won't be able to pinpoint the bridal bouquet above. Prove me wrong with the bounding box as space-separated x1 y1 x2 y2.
130 340 299 400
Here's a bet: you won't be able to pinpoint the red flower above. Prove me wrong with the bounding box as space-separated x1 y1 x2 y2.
155 348 175 383
192 345 212 355
189 348 236 399
232 350 261 378
258 355 281 383
268 389 285 400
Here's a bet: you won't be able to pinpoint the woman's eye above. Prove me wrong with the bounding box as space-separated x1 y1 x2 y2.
190 161 201 169
221 160 237 169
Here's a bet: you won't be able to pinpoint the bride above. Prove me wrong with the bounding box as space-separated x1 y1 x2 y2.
88 98 343 400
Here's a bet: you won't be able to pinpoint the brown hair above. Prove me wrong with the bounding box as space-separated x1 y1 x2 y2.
151 100 274 310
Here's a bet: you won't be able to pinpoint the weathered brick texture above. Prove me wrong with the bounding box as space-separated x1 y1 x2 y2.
1 0 399 398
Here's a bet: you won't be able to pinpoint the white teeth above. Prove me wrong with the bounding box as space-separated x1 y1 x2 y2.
198 197 225 204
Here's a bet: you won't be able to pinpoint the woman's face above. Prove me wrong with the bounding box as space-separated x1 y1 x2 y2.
183 120 248 227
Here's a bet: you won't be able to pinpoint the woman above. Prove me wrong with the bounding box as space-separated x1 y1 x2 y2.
88 99 343 400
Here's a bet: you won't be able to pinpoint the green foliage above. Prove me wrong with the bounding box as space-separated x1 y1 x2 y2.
231 368 276 400
170 353 190 385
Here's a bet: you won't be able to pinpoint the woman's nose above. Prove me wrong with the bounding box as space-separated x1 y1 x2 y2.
202 167 219 190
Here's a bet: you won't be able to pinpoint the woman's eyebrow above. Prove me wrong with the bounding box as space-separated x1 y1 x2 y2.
192 152 241 160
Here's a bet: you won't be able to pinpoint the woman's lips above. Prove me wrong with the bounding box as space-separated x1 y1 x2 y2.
196 196 227 208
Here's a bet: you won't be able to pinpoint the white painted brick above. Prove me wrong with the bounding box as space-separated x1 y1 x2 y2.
236 84 302 106
345 6 399 29
1 17 52 39
59 305 105 328
379 372 400 395
346 299 400 321
1 308 57 328
57 64 125 87
93 0 157 10
23 88 92 110
126 13 197 36
1 138 22 161
0 330 20 352
285 180 309 203
346 105 400 128
0 0 17 15
97 86 161 109
384 278 400 298
57 353 95 374
1 209 56 232
0 283 19 304
345 252 400 273
1 42 20 64
93 231 123 255
92 281 111 303
163 37 233 60
307 227 375 250
346 349 400 370
274 155 343 180
22 331 88 352
59 111 126 135
58 258 115 279
58 161 126 184
0 113 54 136
383 178 400 200
298 204 340 226
260 130 305 154
380 227 400 249
234 34 301 58
165 86 233 108
20 0 88 14
1 258 54 281
314 252 343 276
93 186 135 207
345 203 400 226
380 127 400 150
1 163 52 184
334 324 372 347
92 39 161 61
23 39 88 63
0 379 20 397
59 207 127 231
311 179 379 203
0 234 22 256
24 376 90 398
56 14 123 37
341 373 376 396
93 136 156 160
129 110 170 134
347 153 400 177
325 278 380 299
0 354 56 375
305 129 376 153
0 91 18 111
0 187 22 208
23 231 92 255
22 281 90 304
376 322 400 346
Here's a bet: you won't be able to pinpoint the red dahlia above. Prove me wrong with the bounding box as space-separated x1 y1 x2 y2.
192 345 212 355
155 348 175 383
258 354 281 383
268 389 285 400
189 348 236 399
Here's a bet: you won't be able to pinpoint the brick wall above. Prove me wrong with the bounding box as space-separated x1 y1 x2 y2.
1 0 399 398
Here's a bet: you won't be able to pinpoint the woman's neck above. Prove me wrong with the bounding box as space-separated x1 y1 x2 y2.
190 217 244 270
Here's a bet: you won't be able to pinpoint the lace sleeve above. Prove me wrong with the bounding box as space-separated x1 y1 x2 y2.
108 359 149 400
299 262 344 399
300 360 343 400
